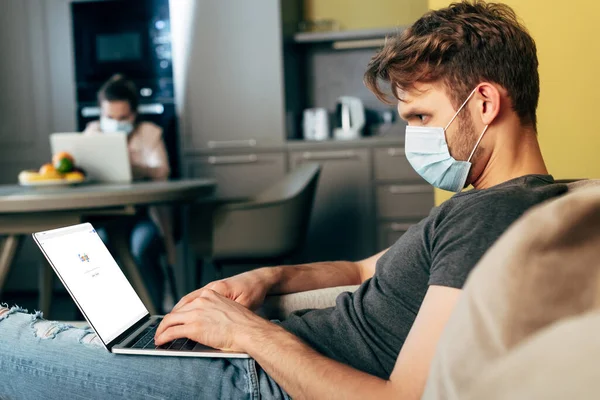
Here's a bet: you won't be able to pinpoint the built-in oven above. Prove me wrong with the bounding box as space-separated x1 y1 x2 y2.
71 0 180 178
71 0 173 102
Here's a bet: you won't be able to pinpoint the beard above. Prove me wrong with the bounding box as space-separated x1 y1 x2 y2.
448 108 482 162
446 109 486 188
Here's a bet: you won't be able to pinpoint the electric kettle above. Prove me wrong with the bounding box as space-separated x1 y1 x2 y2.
333 96 365 140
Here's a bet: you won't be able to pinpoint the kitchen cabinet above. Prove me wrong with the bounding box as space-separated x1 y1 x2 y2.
373 147 423 182
185 151 286 199
289 148 373 262
372 145 433 252
375 184 434 219
172 0 287 151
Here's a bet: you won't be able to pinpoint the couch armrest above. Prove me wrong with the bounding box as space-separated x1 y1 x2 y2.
259 285 360 320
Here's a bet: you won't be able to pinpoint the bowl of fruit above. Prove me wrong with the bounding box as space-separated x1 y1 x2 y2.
19 152 87 187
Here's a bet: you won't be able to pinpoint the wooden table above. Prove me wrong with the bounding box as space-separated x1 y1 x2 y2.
0 179 215 316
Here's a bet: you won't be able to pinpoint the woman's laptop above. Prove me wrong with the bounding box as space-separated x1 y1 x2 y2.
50 133 133 183
33 222 249 359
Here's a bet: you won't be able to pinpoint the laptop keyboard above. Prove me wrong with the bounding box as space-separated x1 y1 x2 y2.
129 319 198 351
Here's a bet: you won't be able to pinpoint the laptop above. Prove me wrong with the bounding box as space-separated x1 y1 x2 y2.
33 222 249 358
50 133 133 183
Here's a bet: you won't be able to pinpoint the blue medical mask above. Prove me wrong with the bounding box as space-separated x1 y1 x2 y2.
404 88 489 192
100 116 134 135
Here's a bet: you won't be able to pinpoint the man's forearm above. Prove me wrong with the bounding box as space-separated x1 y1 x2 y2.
238 321 395 399
264 260 363 295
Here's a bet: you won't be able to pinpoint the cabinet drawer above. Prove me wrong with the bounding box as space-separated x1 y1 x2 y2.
376 184 434 219
185 152 286 198
288 148 374 262
378 222 415 250
374 147 422 182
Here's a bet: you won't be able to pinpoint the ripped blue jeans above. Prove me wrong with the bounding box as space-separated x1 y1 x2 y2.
0 305 290 399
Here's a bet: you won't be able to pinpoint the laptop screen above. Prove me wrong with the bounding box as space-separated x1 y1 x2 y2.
34 223 148 345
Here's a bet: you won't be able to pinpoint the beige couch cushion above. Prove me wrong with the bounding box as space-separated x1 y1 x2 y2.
423 183 600 399
260 285 360 320
464 310 600 399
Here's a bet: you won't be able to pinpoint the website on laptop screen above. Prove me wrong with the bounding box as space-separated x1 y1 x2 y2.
35 223 148 344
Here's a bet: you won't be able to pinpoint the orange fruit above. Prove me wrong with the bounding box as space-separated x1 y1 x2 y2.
52 151 75 166
39 163 56 175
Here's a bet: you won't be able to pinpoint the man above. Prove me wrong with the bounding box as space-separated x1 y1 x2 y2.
0 2 567 399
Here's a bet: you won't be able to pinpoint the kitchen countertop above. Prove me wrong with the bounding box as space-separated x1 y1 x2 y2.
183 135 405 156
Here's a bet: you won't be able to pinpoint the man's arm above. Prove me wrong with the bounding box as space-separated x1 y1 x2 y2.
267 248 387 295
173 249 387 311
156 285 461 400
245 285 461 399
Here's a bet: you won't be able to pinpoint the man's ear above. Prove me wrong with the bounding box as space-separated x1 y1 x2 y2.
474 82 501 126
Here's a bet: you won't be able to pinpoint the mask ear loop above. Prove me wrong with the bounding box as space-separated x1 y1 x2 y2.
444 87 479 131
467 125 489 162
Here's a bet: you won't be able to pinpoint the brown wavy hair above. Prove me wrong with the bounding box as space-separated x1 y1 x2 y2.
364 1 539 129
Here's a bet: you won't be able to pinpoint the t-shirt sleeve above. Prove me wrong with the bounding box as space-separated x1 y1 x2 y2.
129 123 171 181
428 191 536 288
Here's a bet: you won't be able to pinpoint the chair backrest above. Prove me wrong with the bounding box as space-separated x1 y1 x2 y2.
251 162 321 204
212 163 321 260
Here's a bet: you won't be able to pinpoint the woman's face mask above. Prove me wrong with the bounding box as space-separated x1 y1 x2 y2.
100 100 136 135
100 117 134 135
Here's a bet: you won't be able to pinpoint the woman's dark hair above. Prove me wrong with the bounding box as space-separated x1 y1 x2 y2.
97 74 139 112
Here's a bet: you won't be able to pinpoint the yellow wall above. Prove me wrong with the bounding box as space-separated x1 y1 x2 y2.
304 0 428 30
430 0 600 204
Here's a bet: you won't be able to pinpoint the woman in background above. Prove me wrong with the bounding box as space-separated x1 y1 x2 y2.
85 74 177 313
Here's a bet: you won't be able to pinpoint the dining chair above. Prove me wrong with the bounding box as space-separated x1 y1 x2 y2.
189 162 321 284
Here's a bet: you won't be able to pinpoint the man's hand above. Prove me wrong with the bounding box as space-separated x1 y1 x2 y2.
154 288 272 351
173 268 277 312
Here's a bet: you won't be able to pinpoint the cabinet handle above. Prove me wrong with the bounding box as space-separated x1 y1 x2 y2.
390 223 413 232
207 139 257 149
332 38 387 50
388 185 431 194
302 150 357 161
138 103 165 115
207 154 258 165
387 148 405 157
81 104 165 117
81 107 101 118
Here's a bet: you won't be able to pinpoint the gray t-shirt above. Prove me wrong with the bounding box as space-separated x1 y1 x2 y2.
280 175 567 379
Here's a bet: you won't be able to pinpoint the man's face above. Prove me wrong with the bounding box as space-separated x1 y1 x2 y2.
397 82 479 163
101 100 136 123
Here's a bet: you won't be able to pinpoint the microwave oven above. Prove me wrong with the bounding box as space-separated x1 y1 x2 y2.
71 0 173 102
